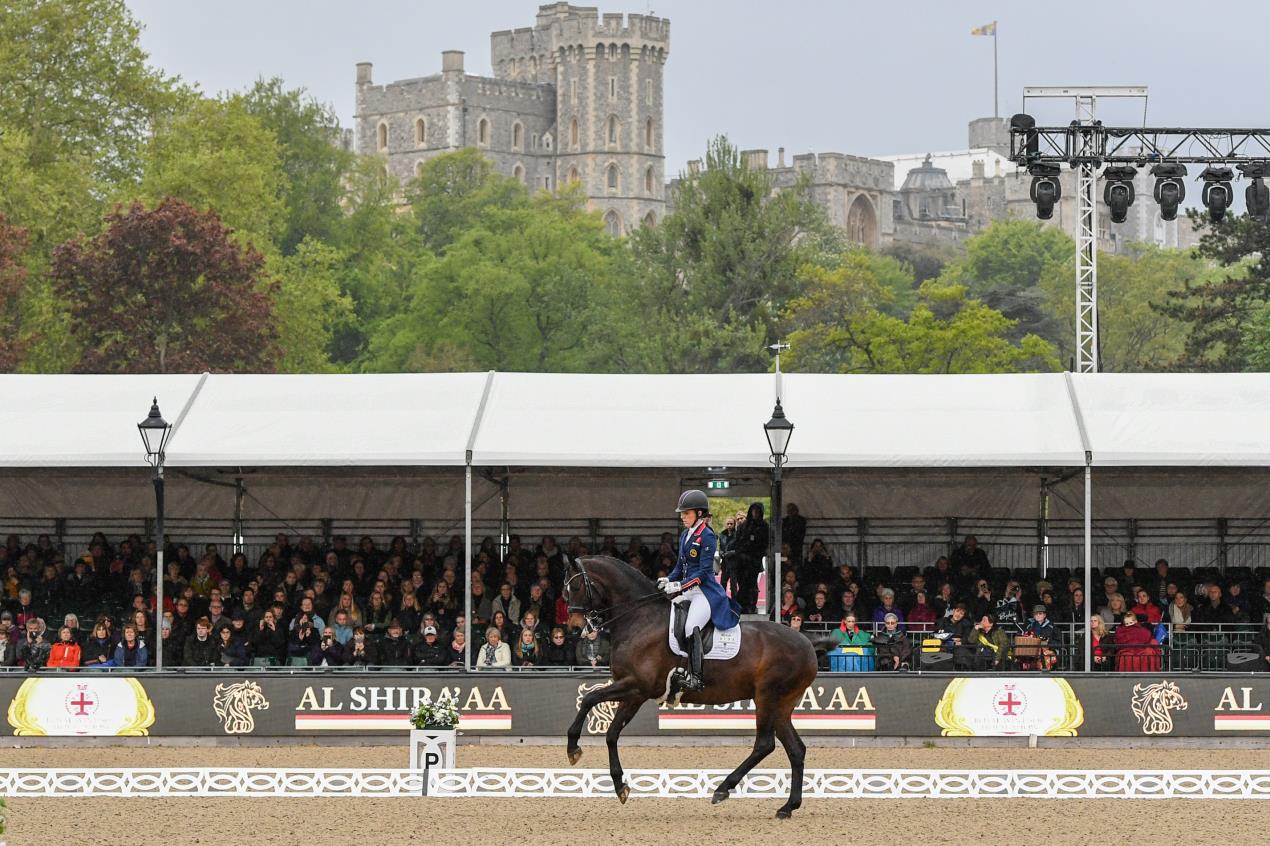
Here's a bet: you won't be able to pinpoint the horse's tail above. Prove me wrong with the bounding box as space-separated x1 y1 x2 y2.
806 633 838 659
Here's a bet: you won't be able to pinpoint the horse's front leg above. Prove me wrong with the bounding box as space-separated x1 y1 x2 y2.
606 696 645 803
567 677 636 765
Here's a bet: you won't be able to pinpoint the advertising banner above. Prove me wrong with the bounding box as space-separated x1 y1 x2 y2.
2 672 1270 739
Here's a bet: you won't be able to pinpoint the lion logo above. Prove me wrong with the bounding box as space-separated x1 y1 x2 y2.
577 680 617 735
1131 680 1187 735
213 681 270 734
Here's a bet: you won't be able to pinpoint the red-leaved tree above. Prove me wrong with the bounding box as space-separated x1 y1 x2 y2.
0 214 29 371
52 198 279 372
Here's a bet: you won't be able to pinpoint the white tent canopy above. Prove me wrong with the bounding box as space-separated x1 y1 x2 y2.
1 372 1269 469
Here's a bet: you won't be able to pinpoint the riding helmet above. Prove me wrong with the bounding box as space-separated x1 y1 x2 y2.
675 489 710 514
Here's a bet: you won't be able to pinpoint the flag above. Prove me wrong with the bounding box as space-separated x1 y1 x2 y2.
971 21 996 36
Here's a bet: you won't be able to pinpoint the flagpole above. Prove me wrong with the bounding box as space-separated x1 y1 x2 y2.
993 22 999 119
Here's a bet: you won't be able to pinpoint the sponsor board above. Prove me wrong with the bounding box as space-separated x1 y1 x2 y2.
292 683 512 732
7 677 155 736
1214 685 1270 731
935 677 1083 736
657 683 876 732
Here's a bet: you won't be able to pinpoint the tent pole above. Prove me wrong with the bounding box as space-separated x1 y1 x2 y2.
465 454 473 670
1083 459 1092 673
500 474 510 558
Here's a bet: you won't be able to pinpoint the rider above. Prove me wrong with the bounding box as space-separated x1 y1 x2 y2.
658 490 741 693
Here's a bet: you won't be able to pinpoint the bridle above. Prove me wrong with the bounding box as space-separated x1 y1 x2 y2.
565 558 667 635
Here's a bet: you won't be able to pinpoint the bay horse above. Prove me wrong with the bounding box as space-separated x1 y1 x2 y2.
564 554 817 818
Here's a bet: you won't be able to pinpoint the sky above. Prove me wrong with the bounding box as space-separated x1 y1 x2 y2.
125 0 1270 178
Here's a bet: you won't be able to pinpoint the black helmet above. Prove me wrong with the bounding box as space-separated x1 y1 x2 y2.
676 490 709 514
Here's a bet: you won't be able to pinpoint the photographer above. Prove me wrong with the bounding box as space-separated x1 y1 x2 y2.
17 619 51 669
309 626 345 667
287 613 318 661
344 626 377 666
252 607 287 664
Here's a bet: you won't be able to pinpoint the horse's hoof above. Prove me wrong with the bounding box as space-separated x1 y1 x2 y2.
711 789 730 805
567 747 582 765
775 809 793 820
617 784 630 804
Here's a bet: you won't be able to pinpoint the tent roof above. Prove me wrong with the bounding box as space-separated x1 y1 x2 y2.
0 372 1266 469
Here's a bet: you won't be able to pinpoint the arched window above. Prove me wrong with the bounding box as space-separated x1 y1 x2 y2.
604 210 621 236
642 211 656 227
644 166 654 193
645 118 654 149
608 116 618 145
414 118 426 146
478 118 489 146
376 122 388 152
608 43 617 60
513 122 523 150
568 167 580 183
606 164 618 190
846 194 879 249
569 118 579 148
513 164 525 184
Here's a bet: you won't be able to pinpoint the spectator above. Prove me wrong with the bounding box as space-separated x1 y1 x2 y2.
1253 617 1270 670
1168 591 1193 631
836 590 863 624
972 615 1010 670
1253 579 1270 625
1192 584 1235 626
731 503 769 614
47 626 81 669
82 622 115 668
342 626 374 666
542 626 572 666
873 614 911 670
476 627 512 670
397 592 423 635
414 625 448 667
330 610 354 646
130 610 153 653
779 588 800 623
575 627 610 669
17 619 50 669
994 582 1025 633
834 615 871 649
514 627 542 667
252 607 287 664
215 624 249 667
62 613 84 646
1111 612 1159 672
1131 588 1163 626
490 583 521 625
951 535 990 580
804 591 831 624
0 621 16 667
1090 615 1111 671
907 591 937 632
782 503 807 567
936 605 975 667
377 620 412 666
448 628 467 666
287 614 318 661
309 625 344 667
113 624 148 668
1061 587 1087 626
1022 604 1057 670
183 617 217 666
1097 593 1128 627
871 589 904 630
1228 583 1250 623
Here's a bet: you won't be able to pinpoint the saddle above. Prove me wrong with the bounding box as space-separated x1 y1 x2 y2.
672 600 715 655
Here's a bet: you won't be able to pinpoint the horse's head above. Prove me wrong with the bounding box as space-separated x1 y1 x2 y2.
564 556 603 630
564 555 655 631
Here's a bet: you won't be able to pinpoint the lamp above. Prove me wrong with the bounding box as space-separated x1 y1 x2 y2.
763 400 794 461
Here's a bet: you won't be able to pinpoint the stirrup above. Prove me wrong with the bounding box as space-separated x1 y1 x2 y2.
671 666 704 693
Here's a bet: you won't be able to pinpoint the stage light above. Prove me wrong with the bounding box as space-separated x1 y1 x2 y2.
1102 166 1137 224
1028 163 1062 219
1200 166 1235 223
1011 113 1038 160
1150 163 1187 221
1239 162 1270 222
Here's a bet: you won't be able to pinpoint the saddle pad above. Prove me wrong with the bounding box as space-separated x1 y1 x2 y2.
668 598 741 661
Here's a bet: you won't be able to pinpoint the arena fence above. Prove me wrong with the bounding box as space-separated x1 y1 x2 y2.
4 768 1270 800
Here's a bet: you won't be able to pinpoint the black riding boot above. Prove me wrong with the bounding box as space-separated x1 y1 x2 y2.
681 628 705 692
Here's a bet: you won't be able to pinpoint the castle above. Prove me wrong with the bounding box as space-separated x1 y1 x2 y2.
354 2 667 236
355 4 1192 252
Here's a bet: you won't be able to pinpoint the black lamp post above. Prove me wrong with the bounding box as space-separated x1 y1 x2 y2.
138 398 172 669
764 399 794 621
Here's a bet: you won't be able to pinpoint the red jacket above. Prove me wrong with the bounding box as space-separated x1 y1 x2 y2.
1131 602 1162 625
47 642 81 669
1112 623 1160 672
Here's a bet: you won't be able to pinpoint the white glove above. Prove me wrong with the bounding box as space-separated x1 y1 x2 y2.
662 580 681 596
656 577 669 591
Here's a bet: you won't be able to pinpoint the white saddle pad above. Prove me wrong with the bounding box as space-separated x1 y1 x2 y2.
668 598 741 661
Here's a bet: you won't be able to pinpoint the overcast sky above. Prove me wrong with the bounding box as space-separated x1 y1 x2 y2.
126 0 1270 177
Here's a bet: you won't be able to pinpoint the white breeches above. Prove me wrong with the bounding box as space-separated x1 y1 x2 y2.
679 587 711 634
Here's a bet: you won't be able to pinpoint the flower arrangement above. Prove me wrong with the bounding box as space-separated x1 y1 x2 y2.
410 697 460 730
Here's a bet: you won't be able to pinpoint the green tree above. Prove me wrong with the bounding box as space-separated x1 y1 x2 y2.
618 136 836 372
1040 244 1200 371
51 198 278 373
1155 212 1265 370
0 0 179 184
271 238 355 372
404 147 528 252
0 214 29 370
137 97 287 249
939 219 1073 345
241 78 354 254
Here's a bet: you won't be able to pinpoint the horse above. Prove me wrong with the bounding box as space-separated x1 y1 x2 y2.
564 554 818 819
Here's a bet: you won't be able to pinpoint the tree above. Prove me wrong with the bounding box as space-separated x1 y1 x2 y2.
617 136 837 372
137 97 288 249
939 219 1073 346
1155 212 1266 370
51 198 278 373
786 273 1060 374
241 78 354 254
0 214 28 371
271 238 355 372
0 0 179 185
1040 244 1199 371
405 147 528 252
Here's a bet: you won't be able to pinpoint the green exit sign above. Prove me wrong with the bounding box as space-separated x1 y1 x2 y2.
708 480 730 490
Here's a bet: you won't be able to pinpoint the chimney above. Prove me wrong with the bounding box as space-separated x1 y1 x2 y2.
356 62 373 84
778 147 786 168
442 50 465 74
743 149 768 170
687 159 702 176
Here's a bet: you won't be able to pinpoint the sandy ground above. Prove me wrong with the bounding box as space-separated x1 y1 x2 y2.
4 745 1270 845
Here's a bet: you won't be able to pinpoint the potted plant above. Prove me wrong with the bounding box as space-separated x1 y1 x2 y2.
408 698 459 771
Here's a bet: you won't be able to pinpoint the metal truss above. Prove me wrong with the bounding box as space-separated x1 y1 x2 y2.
6 768 1270 800
1012 126 1270 166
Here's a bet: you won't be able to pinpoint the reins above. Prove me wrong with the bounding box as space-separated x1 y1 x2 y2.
566 559 669 634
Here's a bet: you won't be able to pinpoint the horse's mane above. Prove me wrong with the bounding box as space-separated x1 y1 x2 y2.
577 554 660 603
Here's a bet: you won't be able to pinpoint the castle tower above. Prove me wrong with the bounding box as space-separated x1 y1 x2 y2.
492 4 670 234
